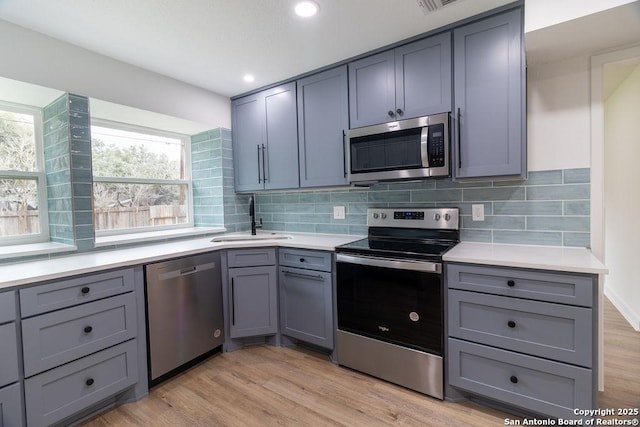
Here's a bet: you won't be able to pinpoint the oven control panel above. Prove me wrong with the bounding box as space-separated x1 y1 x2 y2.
368 208 459 230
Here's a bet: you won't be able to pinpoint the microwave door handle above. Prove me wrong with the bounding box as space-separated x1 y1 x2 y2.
420 126 430 168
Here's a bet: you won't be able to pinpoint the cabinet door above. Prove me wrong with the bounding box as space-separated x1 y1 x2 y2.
297 66 349 188
279 267 333 349
0 383 23 427
453 9 525 179
0 323 18 387
395 33 452 120
263 83 299 190
232 93 264 192
348 50 395 128
229 266 278 338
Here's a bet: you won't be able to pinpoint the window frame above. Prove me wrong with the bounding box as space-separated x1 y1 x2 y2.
0 101 49 245
90 118 194 237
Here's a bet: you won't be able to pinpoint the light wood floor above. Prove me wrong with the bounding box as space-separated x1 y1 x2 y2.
84 298 639 426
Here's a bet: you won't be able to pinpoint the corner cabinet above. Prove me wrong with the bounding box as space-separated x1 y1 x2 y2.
227 248 279 338
445 263 597 420
232 83 299 192
453 9 526 179
297 66 349 188
349 32 452 128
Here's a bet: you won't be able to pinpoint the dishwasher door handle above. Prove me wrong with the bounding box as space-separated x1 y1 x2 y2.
157 262 217 281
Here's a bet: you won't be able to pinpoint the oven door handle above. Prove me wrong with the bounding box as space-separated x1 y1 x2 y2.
336 254 441 273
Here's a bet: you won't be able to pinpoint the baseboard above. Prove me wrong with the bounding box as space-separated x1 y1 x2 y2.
604 285 640 331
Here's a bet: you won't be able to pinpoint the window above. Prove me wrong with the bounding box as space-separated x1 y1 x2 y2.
91 120 192 235
0 102 48 245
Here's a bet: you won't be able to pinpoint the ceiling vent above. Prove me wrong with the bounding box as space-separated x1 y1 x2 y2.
416 0 458 14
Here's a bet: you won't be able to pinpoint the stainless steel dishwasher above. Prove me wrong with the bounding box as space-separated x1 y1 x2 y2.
145 252 224 385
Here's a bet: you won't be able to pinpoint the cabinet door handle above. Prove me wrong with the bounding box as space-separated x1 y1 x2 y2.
507 321 516 328
257 145 262 184
457 107 462 168
387 110 395 118
510 375 518 384
81 286 90 295
282 270 324 281
507 280 515 287
342 130 347 178
396 108 403 116
231 278 235 326
85 378 95 387
83 326 93 334
261 144 268 183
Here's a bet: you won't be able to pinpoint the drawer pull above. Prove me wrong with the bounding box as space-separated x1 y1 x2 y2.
507 320 516 328
299 257 305 263
83 326 93 334
85 378 95 387
507 280 515 287
81 286 90 294
510 375 518 384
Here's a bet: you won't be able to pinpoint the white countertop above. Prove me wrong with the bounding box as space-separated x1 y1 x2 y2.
443 242 608 275
0 231 363 291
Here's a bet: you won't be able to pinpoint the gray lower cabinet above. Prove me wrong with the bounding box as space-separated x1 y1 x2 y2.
279 248 333 349
232 83 299 192
24 340 138 427
20 267 140 426
0 322 19 387
446 263 597 420
349 33 452 128
297 66 349 188
0 383 23 427
453 8 526 179
228 249 278 338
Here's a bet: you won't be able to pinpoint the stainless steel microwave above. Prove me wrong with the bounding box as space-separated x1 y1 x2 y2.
347 112 450 184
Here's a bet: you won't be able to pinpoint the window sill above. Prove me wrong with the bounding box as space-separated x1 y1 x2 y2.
94 227 227 248
0 242 77 260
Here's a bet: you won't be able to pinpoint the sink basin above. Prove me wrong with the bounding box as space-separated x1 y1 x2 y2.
210 232 293 243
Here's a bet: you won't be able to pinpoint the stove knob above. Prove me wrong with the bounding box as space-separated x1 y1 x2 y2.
380 213 387 219
372 212 379 219
434 213 441 221
444 213 451 221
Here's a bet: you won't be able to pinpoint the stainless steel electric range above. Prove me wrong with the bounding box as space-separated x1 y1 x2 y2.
335 207 460 399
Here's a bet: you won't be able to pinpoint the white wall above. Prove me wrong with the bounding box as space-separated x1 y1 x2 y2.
527 56 592 171
603 64 640 330
0 20 230 129
524 0 636 33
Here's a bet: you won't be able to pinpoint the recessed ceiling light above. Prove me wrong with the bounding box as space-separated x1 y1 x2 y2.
295 1 319 18
243 74 255 83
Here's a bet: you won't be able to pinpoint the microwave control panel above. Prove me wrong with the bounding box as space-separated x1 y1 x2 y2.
427 123 445 167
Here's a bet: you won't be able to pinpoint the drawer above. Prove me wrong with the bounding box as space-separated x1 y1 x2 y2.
279 248 332 272
0 382 24 427
0 323 19 388
227 248 276 268
448 289 593 367
20 268 135 317
25 339 138 427
22 292 137 377
448 338 593 420
0 291 15 323
446 263 594 307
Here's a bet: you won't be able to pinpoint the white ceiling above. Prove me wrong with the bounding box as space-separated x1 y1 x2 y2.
0 0 516 98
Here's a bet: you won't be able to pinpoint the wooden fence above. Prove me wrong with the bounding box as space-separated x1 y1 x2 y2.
0 205 187 235
0 211 39 236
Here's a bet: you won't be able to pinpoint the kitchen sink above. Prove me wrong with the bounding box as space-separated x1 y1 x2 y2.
210 232 293 242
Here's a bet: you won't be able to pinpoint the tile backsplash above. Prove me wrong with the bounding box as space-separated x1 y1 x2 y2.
254 168 591 247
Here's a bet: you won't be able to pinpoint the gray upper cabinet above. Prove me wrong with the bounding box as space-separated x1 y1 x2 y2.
297 66 349 188
453 9 526 179
349 33 452 128
232 83 299 192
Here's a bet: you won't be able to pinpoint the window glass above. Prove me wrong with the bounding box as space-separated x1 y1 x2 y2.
91 123 191 233
0 107 46 243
